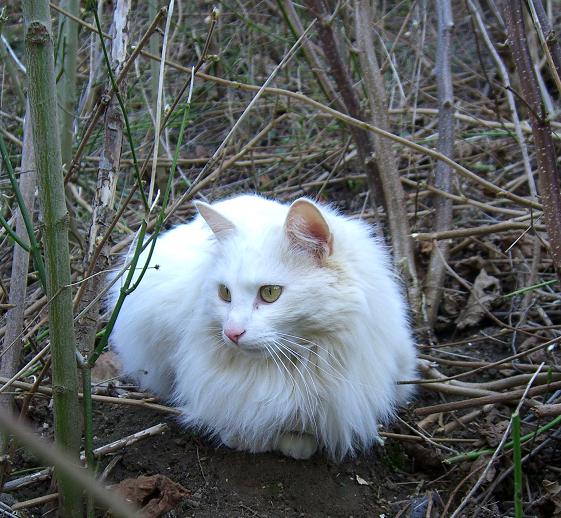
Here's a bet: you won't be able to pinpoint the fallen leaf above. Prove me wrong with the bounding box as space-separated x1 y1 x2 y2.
470 456 496 483
543 480 561 514
113 474 190 518
479 418 509 448
355 474 371 486
456 269 500 330
91 351 122 384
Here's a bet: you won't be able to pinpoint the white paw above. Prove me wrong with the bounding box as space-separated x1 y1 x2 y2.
277 433 317 460
220 433 242 450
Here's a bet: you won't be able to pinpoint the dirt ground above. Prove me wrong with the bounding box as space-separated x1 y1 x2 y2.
8 397 444 517
7 328 561 517
94 404 433 517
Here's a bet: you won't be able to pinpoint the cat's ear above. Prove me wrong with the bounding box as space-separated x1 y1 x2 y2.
284 199 333 261
195 201 236 239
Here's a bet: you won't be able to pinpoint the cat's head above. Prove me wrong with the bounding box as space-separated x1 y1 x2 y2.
195 197 354 357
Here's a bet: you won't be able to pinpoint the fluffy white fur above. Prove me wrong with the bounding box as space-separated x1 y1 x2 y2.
109 195 417 460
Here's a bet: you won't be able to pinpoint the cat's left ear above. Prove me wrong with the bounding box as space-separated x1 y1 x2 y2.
195 201 236 240
284 199 333 262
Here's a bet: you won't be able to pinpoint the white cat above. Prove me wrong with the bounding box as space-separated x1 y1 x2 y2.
109 195 417 460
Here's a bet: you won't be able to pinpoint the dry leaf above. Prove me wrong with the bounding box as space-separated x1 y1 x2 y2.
456 269 500 330
355 474 371 486
470 456 496 483
113 474 190 518
91 351 122 384
543 480 561 515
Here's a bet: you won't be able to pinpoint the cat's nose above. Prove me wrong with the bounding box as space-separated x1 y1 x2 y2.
224 327 246 344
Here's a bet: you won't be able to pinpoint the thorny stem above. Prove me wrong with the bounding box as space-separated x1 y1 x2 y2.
499 0 561 282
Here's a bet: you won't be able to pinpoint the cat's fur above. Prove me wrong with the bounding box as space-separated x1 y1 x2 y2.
109 195 417 460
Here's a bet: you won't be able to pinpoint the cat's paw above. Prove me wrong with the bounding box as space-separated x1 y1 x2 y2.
219 433 242 450
277 433 317 460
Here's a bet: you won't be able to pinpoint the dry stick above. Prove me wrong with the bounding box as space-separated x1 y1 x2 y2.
302 0 385 213
412 220 546 241
354 0 421 317
390 106 561 136
528 0 561 91
405 333 559 386
417 359 560 393
416 379 561 416
77 0 131 358
531 402 561 417
12 494 59 511
63 6 167 185
147 0 174 206
4 423 168 492
526 0 561 96
51 2 544 213
0 105 36 446
499 0 561 281
418 353 556 373
401 177 527 217
0 375 180 414
73 15 217 310
277 0 346 114
425 0 455 327
0 412 137 517
403 179 527 217
449 364 544 518
138 53 542 211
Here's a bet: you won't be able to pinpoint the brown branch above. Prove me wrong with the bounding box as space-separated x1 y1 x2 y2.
425 0 456 326
354 0 421 317
302 0 384 210
412 220 546 240
499 0 561 282
415 379 561 415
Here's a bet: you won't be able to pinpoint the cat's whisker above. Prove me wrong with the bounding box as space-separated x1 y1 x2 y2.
271 340 320 438
276 332 348 373
265 341 313 426
262 342 303 408
276 337 368 399
276 335 350 383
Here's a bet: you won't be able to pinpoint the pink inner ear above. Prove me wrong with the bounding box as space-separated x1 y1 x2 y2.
307 219 331 244
285 199 333 260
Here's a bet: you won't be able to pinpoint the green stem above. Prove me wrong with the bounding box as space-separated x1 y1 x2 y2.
23 1 81 515
81 362 95 518
0 134 46 289
512 412 523 518
87 220 149 367
445 413 561 464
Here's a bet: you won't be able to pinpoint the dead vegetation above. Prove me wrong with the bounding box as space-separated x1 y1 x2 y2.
1 1 561 516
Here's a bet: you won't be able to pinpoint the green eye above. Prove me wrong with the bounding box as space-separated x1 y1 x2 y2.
260 285 282 303
218 284 231 302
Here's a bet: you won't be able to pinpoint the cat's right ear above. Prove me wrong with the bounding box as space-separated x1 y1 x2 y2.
284 199 333 262
195 201 236 240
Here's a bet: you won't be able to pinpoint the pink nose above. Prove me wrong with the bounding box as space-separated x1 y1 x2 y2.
224 327 246 344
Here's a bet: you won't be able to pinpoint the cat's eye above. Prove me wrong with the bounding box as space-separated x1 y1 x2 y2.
259 285 282 303
218 284 231 302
